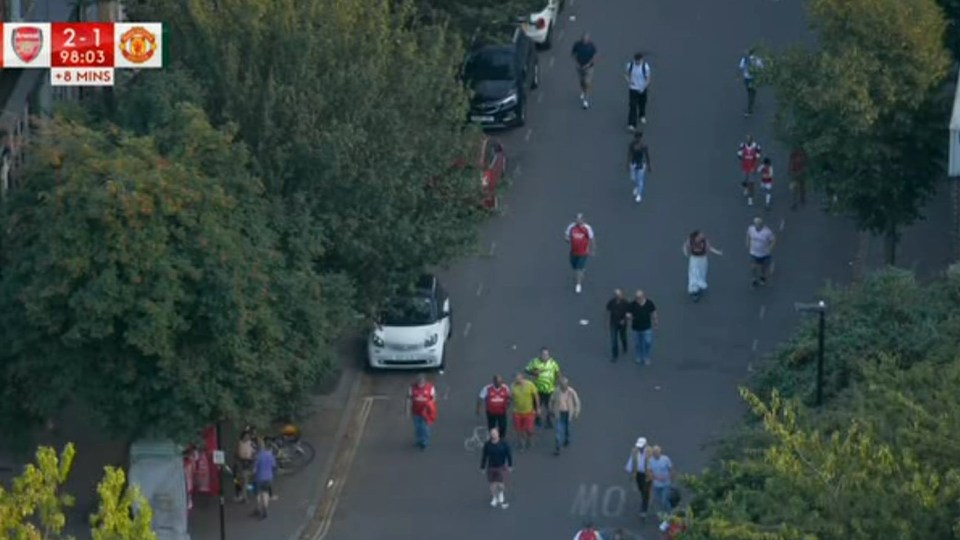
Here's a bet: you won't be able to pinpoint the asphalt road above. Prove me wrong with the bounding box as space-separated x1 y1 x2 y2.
323 0 860 538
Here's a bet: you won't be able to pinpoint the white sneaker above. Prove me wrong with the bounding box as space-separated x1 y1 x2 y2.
640 116 647 124
500 501 510 509
579 92 585 101
575 283 582 293
582 100 589 109
747 198 754 206
632 187 638 196
491 497 499 507
497 492 505 504
635 194 642 203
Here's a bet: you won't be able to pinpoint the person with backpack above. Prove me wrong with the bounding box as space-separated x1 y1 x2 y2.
624 52 652 129
573 521 604 540
565 213 595 294
738 48 764 117
627 132 653 203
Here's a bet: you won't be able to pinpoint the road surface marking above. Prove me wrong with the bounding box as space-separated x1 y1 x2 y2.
569 0 575 6
779 218 786 231
463 322 472 338
751 339 758 352
537 92 544 104
549 56 556 68
514 164 522 177
558 29 565 41
759 305 766 320
311 396 375 540
579 319 589 325
489 241 497 256
476 282 484 296
524 128 534 141
747 363 755 372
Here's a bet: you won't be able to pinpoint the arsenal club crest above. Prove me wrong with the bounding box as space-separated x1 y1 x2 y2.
12 26 43 63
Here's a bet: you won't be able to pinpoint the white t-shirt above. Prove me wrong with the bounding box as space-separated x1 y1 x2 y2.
748 225 775 257
625 60 650 92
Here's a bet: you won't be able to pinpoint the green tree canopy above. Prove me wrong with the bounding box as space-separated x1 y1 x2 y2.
122 0 488 306
0 105 351 440
768 0 951 263
0 444 155 540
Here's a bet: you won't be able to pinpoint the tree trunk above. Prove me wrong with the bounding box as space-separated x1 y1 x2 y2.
884 226 898 266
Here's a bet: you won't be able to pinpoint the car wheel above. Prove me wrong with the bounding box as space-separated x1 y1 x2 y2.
531 62 540 89
515 103 527 127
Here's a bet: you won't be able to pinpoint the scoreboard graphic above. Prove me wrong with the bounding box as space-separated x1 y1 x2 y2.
0 23 163 87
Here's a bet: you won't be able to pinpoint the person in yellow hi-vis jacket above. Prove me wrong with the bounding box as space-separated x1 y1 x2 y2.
525 347 561 428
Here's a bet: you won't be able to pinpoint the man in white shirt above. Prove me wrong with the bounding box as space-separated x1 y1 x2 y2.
738 48 764 117
624 52 651 130
746 217 776 287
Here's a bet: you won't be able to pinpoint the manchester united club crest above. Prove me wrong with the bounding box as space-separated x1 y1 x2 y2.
12 26 43 63
118 26 157 64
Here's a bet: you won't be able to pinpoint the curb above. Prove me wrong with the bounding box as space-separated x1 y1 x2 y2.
287 366 368 540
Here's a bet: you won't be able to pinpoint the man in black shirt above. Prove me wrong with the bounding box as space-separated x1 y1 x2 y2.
571 33 597 109
480 428 513 509
606 289 629 361
627 289 658 365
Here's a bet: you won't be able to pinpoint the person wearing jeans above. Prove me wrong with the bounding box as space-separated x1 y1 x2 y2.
626 132 652 203
407 374 437 450
606 289 629 361
627 290 658 365
647 445 675 513
548 377 581 456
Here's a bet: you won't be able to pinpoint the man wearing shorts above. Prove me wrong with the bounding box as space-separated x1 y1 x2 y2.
480 428 513 509
510 373 539 451
252 441 277 520
571 33 597 109
565 213 595 294
746 217 776 287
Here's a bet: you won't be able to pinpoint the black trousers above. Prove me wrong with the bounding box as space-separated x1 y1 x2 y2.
610 324 627 359
486 412 508 438
628 89 648 126
634 472 652 512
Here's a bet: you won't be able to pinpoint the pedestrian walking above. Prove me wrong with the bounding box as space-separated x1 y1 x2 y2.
627 132 652 203
573 522 604 540
407 374 437 450
647 445 676 513
549 377 581 456
526 347 561 427
746 217 776 287
788 147 807 209
233 428 255 502
606 288 630 361
571 33 597 109
682 230 723 301
758 157 774 209
627 290 658 365
510 372 539 451
624 52 651 129
738 48 764 117
624 436 652 519
737 135 762 206
252 439 277 519
477 375 511 438
480 427 513 509
565 213 595 293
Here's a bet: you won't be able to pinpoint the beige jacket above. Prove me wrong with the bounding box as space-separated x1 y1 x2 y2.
549 386 581 417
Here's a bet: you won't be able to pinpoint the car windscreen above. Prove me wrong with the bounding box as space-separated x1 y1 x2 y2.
465 52 516 82
381 296 437 326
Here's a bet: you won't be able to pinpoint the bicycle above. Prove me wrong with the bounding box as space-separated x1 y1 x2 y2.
463 425 490 452
265 425 316 475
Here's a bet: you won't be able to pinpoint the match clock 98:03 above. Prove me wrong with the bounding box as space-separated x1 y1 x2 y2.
51 23 114 68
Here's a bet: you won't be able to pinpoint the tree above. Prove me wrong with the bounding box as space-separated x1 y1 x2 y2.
768 0 951 264
0 444 155 540
934 0 960 59
121 0 488 306
684 388 960 540
0 105 352 441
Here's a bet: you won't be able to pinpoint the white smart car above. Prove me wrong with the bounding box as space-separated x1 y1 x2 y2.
368 274 452 370
520 0 563 50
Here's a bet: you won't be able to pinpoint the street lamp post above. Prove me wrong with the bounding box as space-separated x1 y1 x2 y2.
215 422 227 540
795 300 827 406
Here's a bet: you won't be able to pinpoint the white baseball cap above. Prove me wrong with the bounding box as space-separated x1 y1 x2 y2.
635 437 647 448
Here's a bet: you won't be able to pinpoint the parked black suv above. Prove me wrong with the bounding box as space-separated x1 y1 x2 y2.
463 30 540 128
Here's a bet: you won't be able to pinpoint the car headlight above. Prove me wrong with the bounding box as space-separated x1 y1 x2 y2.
424 333 439 347
498 93 518 107
371 334 385 347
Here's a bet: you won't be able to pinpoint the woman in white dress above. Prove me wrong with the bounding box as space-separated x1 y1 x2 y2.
683 230 722 301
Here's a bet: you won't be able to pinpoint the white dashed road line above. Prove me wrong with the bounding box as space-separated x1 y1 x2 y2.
549 56 556 68
537 92 544 104
514 164 523 177
489 241 497 256
751 339 758 352
759 305 766 320
463 322 472 338
779 218 786 231
476 282 484 296
524 128 534 141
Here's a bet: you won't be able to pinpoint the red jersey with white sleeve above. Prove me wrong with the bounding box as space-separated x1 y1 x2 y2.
759 163 774 185
566 222 595 257
479 383 511 415
738 141 762 174
409 382 436 418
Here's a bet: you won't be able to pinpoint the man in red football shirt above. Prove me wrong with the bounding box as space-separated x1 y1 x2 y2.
477 375 511 439
565 213 596 294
